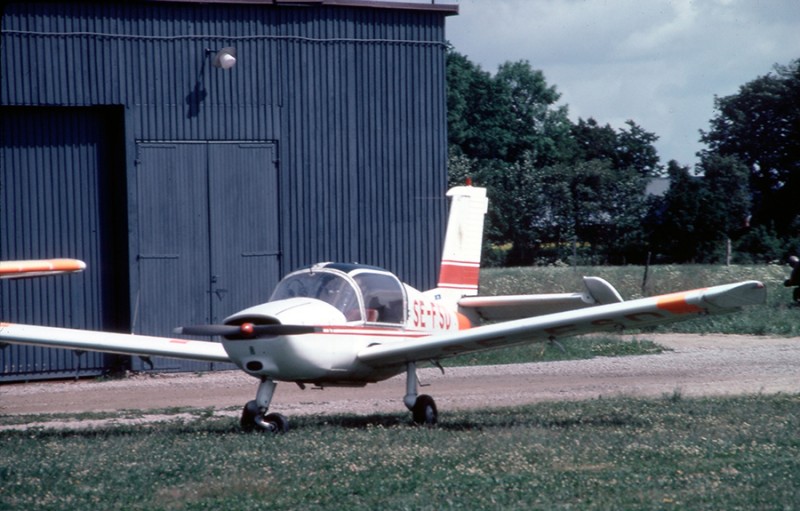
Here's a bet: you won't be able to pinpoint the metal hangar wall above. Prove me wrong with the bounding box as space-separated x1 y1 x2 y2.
0 0 457 381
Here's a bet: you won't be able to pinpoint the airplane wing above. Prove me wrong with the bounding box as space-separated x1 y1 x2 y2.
0 259 86 279
458 276 623 321
0 323 231 363
1 258 229 363
358 280 766 367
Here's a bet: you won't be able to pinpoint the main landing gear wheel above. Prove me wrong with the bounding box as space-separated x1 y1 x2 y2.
412 394 438 426
240 400 289 434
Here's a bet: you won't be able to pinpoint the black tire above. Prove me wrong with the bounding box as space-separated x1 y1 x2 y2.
240 400 260 432
260 412 290 434
412 394 438 426
793 287 800 303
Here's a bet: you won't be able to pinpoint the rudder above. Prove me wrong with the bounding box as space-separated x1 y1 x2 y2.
435 185 489 298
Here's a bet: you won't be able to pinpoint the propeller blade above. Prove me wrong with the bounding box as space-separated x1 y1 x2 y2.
251 324 320 336
174 323 319 338
175 324 242 336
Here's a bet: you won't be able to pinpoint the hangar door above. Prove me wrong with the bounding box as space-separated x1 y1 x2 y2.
134 142 280 372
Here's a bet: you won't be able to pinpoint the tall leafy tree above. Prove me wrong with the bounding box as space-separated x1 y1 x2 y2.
446 51 573 164
646 161 705 262
570 118 661 176
519 160 648 265
616 120 662 177
494 60 572 165
445 50 659 265
700 59 800 236
446 50 515 160
697 154 752 259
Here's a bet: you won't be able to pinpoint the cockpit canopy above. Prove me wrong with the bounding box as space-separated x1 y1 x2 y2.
269 263 407 324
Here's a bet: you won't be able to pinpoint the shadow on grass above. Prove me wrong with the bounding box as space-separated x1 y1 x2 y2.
289 412 489 432
290 407 651 432
5 402 654 439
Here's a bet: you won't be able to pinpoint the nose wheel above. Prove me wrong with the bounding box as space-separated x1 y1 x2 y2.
241 378 290 433
240 400 289 433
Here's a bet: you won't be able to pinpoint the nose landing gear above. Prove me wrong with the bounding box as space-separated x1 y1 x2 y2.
240 378 289 433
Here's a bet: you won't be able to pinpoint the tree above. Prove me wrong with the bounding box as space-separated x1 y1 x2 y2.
446 51 572 164
616 120 662 177
570 118 661 176
646 161 705 262
700 59 800 236
696 154 752 262
446 50 516 160
494 60 572 165
517 160 648 265
444 51 660 265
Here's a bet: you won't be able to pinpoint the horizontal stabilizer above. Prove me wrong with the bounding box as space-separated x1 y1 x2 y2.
458 276 623 322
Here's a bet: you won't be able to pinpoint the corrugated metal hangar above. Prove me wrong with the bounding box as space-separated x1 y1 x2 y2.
0 0 457 381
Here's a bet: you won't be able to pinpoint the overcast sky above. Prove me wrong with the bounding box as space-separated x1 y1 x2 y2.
439 0 800 168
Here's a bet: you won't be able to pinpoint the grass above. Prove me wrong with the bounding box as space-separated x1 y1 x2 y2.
1 393 798 510
445 335 664 367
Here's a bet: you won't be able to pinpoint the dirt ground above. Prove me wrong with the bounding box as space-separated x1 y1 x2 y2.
1 333 798 430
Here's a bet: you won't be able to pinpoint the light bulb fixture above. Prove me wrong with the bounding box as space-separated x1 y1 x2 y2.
208 47 237 70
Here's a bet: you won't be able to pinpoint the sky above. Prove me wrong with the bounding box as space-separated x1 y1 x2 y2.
436 0 800 169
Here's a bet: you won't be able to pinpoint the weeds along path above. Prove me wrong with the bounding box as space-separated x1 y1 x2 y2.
1 334 798 429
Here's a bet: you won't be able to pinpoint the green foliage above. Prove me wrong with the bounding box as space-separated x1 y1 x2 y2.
698 154 752 246
445 335 664 368
445 50 663 266
733 225 786 264
521 160 649 265
701 58 800 238
445 51 518 161
3 394 799 510
646 161 705 262
569 118 661 177
650 156 754 263
446 48 799 266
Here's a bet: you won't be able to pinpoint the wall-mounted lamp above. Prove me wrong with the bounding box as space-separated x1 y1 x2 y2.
207 47 237 70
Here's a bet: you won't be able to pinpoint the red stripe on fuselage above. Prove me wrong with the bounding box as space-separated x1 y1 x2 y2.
319 326 431 338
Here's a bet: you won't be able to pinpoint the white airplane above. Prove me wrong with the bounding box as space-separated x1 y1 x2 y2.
0 185 766 432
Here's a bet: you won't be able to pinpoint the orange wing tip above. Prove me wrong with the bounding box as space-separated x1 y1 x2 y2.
656 291 705 314
0 259 86 276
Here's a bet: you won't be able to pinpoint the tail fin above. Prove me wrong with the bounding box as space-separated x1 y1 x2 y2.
432 185 489 300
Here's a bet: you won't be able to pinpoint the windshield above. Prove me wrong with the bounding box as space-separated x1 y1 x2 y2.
270 271 361 320
270 265 407 324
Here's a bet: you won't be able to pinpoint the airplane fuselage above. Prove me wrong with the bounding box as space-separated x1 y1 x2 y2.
217 263 470 384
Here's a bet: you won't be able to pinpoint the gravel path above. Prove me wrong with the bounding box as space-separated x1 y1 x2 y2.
1 333 798 430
